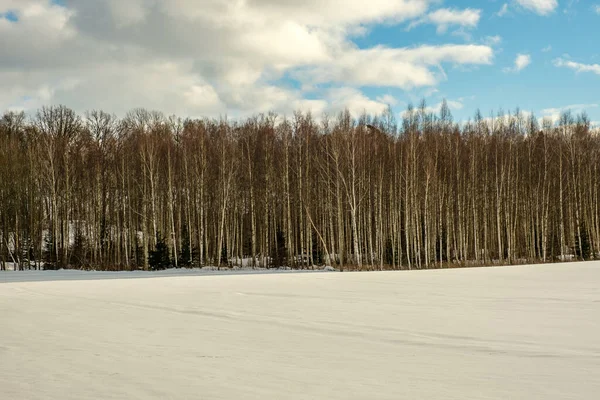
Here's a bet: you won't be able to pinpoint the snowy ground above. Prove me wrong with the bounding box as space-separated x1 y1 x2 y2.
1 262 599 399
0 266 332 283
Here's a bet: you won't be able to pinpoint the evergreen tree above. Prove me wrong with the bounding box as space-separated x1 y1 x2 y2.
149 234 171 270
178 224 192 267
271 229 288 268
70 228 89 268
220 243 229 267
384 238 395 266
575 224 591 260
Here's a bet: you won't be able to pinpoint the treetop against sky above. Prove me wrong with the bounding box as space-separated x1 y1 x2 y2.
1 0 599 125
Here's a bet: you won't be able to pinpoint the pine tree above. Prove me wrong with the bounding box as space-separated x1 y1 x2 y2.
70 228 89 268
178 224 192 267
384 238 395 266
271 229 288 268
220 243 228 267
149 234 170 270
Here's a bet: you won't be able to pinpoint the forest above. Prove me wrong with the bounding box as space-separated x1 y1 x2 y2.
0 102 598 271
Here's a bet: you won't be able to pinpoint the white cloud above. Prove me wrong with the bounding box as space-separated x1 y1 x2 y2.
376 94 398 106
295 44 493 89
594 5 600 14
504 54 532 73
542 45 553 52
0 0 496 117
391 44 493 65
515 0 558 15
482 35 502 46
428 99 464 113
0 1 75 59
0 61 226 117
541 104 599 124
409 8 481 34
497 3 510 16
326 88 391 116
161 0 430 27
401 99 464 119
554 58 600 75
515 54 532 70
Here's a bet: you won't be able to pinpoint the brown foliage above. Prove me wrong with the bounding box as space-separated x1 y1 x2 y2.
1 105 599 270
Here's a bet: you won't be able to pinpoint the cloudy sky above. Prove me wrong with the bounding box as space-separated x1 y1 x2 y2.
1 0 599 124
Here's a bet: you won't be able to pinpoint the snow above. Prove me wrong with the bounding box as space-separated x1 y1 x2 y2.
1 262 599 399
1 262 16 271
0 266 336 283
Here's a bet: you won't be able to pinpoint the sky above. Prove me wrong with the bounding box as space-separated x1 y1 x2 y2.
1 0 599 125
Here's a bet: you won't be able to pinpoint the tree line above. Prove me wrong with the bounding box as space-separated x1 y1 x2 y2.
0 102 598 271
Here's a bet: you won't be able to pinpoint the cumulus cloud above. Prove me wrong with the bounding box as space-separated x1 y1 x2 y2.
295 44 493 89
1 61 226 117
325 88 392 116
515 0 558 15
554 58 600 75
0 0 495 117
0 0 75 61
409 8 481 34
594 5 600 14
515 54 532 70
504 54 532 73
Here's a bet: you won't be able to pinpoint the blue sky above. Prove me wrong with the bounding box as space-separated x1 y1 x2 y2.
343 0 600 124
1 0 599 125
394 0 600 123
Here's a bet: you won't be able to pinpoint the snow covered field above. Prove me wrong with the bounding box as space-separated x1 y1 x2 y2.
0 266 328 283
1 263 599 399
